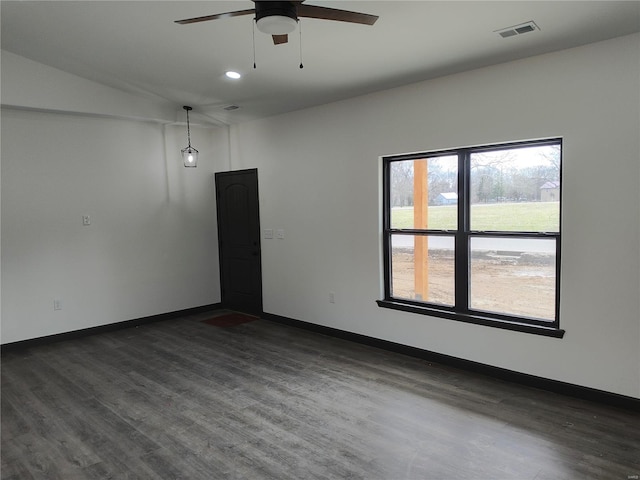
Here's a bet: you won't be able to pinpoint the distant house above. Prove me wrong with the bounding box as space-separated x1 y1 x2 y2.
435 192 458 205
540 181 560 202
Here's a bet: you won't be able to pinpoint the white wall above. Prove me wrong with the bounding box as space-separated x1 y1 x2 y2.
1 51 176 123
1 55 226 343
230 33 640 398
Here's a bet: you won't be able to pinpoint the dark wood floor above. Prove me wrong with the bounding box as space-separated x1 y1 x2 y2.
2 311 639 480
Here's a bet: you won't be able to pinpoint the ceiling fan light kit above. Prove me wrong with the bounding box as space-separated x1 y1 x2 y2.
256 15 298 35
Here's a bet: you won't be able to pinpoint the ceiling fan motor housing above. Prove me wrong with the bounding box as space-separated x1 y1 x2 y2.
255 1 298 22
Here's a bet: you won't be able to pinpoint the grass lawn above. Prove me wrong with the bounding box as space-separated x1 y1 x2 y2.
391 202 559 232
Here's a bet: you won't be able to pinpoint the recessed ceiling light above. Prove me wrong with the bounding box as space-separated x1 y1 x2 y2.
225 71 241 80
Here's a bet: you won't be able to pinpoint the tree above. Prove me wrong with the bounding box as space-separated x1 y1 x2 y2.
427 157 457 204
390 160 414 207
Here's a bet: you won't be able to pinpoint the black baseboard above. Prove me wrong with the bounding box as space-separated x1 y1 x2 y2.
1 303 223 353
262 312 640 412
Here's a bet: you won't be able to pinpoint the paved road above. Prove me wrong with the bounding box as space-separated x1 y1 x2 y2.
391 234 555 253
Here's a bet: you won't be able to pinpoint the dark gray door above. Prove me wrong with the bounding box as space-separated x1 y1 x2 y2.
215 169 262 315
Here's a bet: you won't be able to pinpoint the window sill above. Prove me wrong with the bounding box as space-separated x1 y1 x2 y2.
376 300 565 338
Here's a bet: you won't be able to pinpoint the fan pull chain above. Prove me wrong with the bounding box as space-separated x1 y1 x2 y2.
252 19 257 69
299 20 304 69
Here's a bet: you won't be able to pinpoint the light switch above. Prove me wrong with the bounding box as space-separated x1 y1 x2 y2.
276 229 285 239
82 215 91 226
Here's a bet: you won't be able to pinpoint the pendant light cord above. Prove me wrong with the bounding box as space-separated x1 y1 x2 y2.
299 20 304 69
253 19 257 69
184 107 192 148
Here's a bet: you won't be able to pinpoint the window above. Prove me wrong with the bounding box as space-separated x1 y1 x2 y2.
378 139 564 337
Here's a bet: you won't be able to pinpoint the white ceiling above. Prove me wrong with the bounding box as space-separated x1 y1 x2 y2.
2 1 639 125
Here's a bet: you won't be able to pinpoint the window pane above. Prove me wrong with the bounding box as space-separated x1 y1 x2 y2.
470 144 560 232
390 234 454 306
470 237 556 320
390 156 458 230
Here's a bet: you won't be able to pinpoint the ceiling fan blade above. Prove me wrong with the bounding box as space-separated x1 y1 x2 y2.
296 4 378 25
175 9 255 25
272 34 289 45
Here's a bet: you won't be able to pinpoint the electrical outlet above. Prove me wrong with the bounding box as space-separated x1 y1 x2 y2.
264 229 274 239
53 299 62 311
329 292 335 304
82 215 91 226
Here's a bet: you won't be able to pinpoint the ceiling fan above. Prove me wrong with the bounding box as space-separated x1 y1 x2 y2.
175 1 378 45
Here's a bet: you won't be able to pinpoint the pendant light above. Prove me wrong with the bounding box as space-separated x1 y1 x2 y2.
181 105 198 168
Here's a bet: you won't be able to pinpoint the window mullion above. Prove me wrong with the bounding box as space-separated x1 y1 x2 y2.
455 151 470 311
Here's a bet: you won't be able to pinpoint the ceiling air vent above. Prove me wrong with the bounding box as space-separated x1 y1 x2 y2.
496 21 539 38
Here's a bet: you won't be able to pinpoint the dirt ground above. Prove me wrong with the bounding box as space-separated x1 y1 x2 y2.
391 251 556 320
